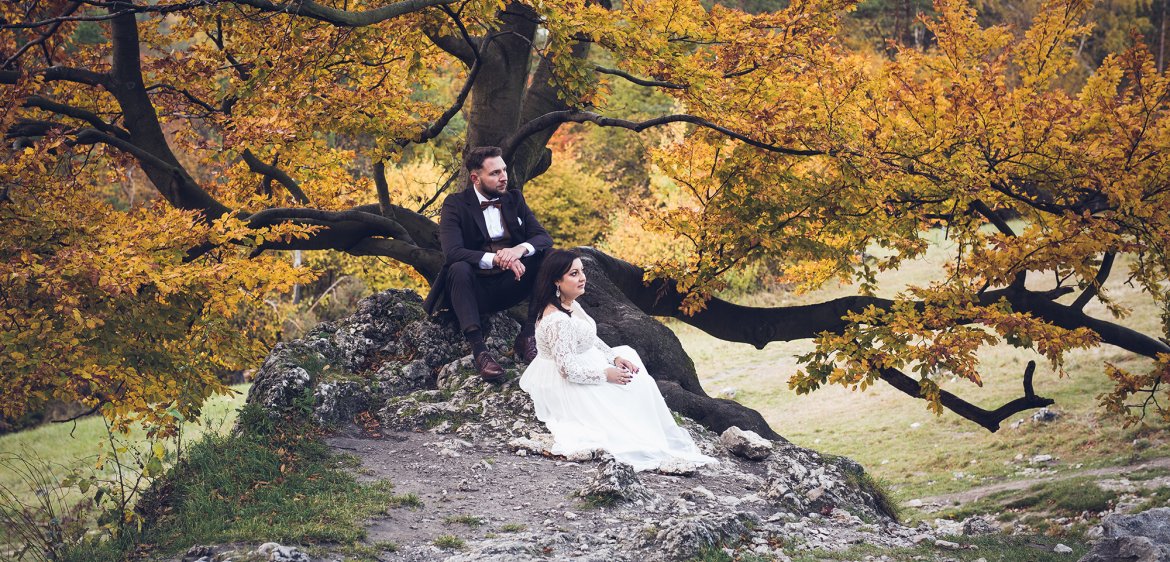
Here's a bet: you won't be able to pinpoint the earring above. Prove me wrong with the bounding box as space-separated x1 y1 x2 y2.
555 287 561 299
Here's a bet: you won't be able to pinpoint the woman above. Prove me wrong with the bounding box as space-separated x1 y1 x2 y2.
519 249 717 472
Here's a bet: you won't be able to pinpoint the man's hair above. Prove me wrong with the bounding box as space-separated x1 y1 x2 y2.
463 146 503 172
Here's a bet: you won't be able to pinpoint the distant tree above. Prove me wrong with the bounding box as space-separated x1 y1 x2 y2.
3 0 1168 436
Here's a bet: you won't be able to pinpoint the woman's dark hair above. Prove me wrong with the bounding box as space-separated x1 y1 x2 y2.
530 249 581 321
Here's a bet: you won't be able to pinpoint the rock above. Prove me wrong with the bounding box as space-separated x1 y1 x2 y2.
255 543 311 562
650 512 759 561
961 515 999 536
1081 507 1170 562
1030 454 1054 464
720 426 774 461
242 288 921 561
576 456 654 504
934 539 960 549
1032 407 1059 423
1053 543 1073 553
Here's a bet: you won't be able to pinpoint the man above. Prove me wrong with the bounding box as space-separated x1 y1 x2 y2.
423 146 553 381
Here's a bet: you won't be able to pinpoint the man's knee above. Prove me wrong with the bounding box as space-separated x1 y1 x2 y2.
447 261 474 284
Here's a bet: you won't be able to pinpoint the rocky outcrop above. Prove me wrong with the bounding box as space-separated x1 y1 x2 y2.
1081 507 1170 562
243 289 919 561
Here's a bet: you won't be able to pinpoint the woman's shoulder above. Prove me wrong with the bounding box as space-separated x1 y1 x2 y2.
537 305 572 326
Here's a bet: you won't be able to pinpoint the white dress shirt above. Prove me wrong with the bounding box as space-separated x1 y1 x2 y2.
475 188 534 269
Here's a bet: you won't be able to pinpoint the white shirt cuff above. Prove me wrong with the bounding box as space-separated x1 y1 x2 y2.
479 252 495 269
520 243 535 257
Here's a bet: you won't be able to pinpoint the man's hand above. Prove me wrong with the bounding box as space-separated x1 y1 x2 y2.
506 260 525 281
494 246 527 269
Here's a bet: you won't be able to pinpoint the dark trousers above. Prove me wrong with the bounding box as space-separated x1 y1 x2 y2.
445 253 545 333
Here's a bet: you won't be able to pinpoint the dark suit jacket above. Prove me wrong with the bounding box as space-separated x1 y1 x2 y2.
423 187 553 315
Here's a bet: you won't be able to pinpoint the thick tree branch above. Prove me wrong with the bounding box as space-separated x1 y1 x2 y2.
23 95 130 140
229 0 457 27
373 160 392 216
878 361 1052 432
502 111 825 163
579 246 1170 363
346 238 443 281
0 66 108 86
241 149 310 204
247 208 414 243
105 8 228 216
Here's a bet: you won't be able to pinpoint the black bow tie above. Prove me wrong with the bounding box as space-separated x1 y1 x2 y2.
479 199 502 211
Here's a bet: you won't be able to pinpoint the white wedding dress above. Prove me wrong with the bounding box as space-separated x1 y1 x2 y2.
519 301 718 472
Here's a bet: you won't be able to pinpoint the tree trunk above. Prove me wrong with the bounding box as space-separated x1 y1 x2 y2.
574 250 782 440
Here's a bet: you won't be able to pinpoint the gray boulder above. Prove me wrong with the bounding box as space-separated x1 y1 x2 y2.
1080 507 1170 562
720 426 774 461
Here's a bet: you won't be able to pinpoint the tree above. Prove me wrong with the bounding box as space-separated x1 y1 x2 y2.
2 0 1168 436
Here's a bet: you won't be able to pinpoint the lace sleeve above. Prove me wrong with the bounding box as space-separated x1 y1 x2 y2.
544 315 607 385
592 333 617 364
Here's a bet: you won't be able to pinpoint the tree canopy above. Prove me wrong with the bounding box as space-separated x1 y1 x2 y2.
2 0 1168 434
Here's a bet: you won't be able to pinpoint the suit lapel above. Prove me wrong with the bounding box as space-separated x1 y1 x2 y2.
501 191 521 241
464 188 490 243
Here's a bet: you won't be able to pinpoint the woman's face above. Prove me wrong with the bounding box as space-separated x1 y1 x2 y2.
555 258 587 301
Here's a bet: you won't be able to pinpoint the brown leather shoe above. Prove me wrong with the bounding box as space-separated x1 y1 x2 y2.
514 335 538 363
475 352 505 382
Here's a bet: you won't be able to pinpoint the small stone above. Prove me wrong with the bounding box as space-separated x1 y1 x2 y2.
910 422 921 429
564 511 579 520
934 539 960 549
1032 408 1059 423
907 499 923 508
1030 454 1054 464
1053 543 1073 554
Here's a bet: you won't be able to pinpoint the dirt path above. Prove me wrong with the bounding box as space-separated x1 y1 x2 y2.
905 456 1170 510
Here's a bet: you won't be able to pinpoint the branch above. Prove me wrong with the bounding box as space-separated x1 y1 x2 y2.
577 247 1170 358
502 111 825 162
229 0 457 27
1071 251 1115 311
23 95 130 140
594 65 685 89
878 361 1052 432
373 160 392 216
247 208 414 243
240 149 310 204
2 1 81 68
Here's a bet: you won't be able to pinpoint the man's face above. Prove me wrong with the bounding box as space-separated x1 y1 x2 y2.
471 156 508 198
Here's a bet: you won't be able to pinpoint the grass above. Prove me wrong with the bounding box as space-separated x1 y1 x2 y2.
0 391 398 562
789 534 1087 561
499 522 527 532
444 514 485 527
675 236 1170 507
433 534 465 549
387 492 423 509
0 385 249 507
61 427 398 561
934 477 1121 528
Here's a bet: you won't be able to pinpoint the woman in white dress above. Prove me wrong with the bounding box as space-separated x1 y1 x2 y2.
519 249 718 472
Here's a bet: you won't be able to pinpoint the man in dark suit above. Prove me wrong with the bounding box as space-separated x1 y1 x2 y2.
423 146 553 381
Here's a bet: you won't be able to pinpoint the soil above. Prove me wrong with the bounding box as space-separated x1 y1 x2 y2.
325 425 768 560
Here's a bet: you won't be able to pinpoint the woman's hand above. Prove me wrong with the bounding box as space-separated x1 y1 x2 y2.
614 356 639 373
605 367 633 385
